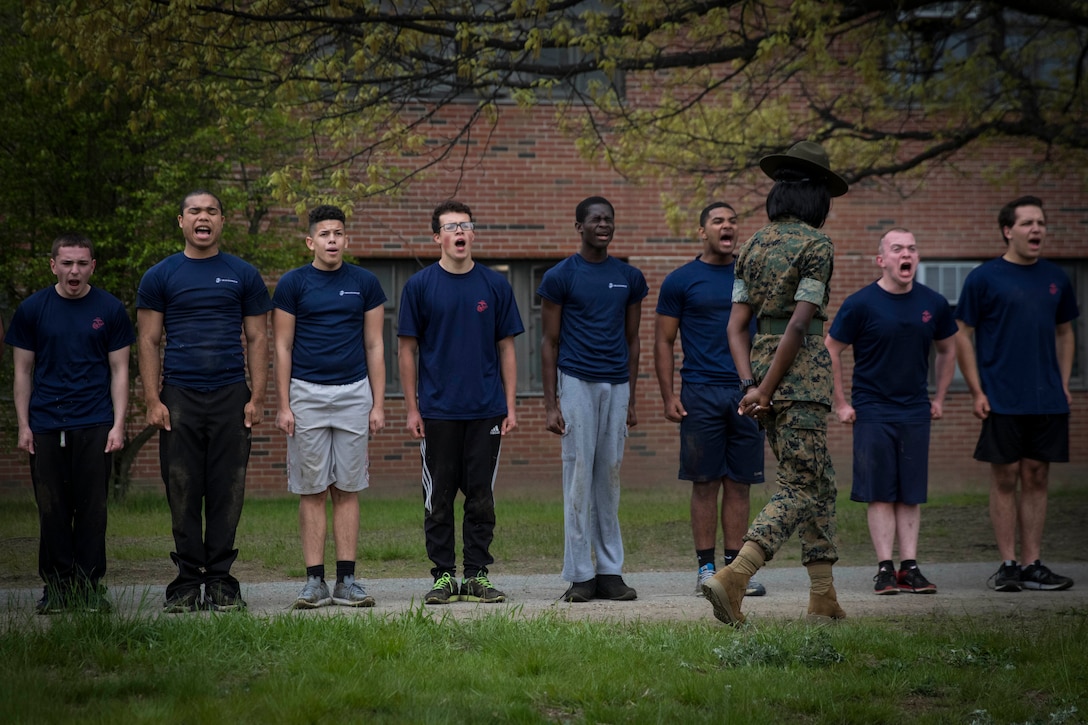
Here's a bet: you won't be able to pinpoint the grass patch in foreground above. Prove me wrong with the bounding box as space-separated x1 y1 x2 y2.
1 608 1084 724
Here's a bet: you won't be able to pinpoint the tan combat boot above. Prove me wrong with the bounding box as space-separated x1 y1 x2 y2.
805 561 847 621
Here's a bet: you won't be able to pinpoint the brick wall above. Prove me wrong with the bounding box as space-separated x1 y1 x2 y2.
2 106 1085 494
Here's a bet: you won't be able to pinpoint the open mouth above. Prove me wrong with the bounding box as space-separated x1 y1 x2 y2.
455 239 467 249
194 225 213 239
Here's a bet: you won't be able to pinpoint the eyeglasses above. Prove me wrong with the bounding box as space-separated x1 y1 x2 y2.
440 222 475 232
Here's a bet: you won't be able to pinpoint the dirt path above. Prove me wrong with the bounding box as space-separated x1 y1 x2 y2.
5 562 1085 623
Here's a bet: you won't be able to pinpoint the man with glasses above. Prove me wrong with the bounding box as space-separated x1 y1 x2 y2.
398 200 524 605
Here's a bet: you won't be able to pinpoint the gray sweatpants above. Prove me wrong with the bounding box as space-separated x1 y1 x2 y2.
559 372 630 583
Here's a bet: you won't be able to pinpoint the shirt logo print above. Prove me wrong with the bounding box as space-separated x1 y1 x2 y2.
215 277 240 285
921 310 932 323
92 317 105 330
608 282 628 289
476 300 489 313
1050 283 1058 295
340 290 361 296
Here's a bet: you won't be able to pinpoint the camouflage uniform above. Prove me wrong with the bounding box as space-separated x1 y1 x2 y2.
732 218 838 565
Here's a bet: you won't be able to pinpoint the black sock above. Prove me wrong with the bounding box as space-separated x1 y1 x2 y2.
336 560 355 583
900 559 917 571
696 548 716 568
878 559 894 572
722 548 740 566
306 565 325 581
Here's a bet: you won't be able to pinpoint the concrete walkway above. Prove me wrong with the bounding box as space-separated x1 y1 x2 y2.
4 562 1085 623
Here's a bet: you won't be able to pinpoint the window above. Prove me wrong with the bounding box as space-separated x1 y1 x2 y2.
363 258 558 396
916 260 1086 390
885 4 1069 106
916 260 979 388
404 0 625 103
916 261 979 304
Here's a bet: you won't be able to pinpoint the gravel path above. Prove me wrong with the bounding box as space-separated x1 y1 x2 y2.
4 562 1085 623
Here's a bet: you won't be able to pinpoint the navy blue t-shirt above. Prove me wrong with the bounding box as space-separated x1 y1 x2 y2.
956 257 1079 415
656 257 754 387
537 254 649 384
829 281 957 422
137 252 273 391
398 263 524 420
272 263 387 385
5 286 135 432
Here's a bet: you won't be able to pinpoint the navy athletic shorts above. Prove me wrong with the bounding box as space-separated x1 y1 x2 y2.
678 382 765 484
850 419 930 505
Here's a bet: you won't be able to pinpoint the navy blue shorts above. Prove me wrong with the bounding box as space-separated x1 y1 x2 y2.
850 420 930 505
678 383 765 484
974 413 1069 464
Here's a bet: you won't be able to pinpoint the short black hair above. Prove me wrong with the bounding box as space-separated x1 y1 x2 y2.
431 200 473 233
998 195 1044 242
50 233 94 259
765 169 831 228
699 202 735 228
179 189 223 216
308 204 346 232
576 196 614 223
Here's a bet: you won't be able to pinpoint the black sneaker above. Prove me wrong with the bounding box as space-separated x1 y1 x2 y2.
205 582 246 612
163 588 202 613
595 574 637 601
1020 561 1074 591
873 567 898 595
987 562 1022 592
459 573 506 603
560 578 597 603
71 583 113 613
35 586 66 615
897 567 937 594
424 572 459 605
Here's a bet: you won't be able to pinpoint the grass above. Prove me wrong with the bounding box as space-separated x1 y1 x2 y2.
0 605 1084 723
2 485 1086 723
1 485 1086 586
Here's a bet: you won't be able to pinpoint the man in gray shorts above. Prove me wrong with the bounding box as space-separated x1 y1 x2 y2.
273 205 388 608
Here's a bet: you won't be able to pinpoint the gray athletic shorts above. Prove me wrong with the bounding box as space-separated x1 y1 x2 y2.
287 377 373 495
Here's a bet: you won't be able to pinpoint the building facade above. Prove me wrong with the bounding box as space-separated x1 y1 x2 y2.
2 105 1086 495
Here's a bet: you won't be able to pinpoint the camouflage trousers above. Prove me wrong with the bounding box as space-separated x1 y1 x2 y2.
744 401 838 565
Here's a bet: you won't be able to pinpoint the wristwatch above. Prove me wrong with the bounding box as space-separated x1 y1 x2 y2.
739 378 756 392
